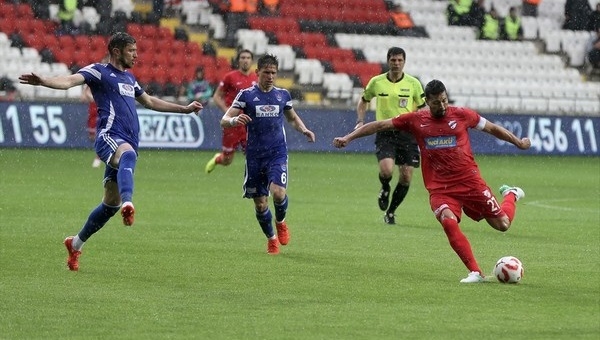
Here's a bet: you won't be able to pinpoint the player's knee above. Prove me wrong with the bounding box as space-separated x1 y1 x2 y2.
496 218 511 232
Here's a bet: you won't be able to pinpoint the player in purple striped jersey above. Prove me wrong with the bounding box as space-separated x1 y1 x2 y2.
219 54 315 255
19 32 203 271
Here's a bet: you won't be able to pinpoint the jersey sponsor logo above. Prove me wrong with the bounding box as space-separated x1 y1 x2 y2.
424 135 457 149
118 83 135 97
256 105 279 117
137 109 204 148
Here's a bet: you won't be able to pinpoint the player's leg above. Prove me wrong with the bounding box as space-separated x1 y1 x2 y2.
385 144 420 224
245 158 278 254
109 142 137 226
431 193 483 282
375 133 395 211
485 185 525 231
269 155 290 245
64 171 121 271
206 126 244 173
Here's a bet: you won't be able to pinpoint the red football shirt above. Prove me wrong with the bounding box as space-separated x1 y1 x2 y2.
391 106 487 192
217 69 258 107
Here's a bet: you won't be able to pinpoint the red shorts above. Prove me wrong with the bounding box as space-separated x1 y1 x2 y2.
222 125 247 155
429 181 504 223
87 102 98 138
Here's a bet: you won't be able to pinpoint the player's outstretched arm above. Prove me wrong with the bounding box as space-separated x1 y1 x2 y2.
19 73 85 90
284 109 315 142
482 120 531 150
137 93 202 114
333 119 395 148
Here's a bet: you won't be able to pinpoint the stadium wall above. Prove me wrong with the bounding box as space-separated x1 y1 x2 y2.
0 102 598 156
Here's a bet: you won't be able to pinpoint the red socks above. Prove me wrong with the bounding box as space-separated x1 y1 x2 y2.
501 193 517 222
441 218 481 273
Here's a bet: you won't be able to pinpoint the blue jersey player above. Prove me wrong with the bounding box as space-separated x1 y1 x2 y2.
219 54 315 255
19 32 203 271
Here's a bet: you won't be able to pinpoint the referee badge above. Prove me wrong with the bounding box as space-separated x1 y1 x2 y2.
398 98 408 108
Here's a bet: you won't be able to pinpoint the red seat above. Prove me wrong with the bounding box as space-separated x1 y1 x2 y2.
0 3 14 19
127 23 143 37
58 35 75 49
276 32 302 47
300 32 327 48
15 4 33 18
74 35 91 49
157 27 172 39
141 25 159 38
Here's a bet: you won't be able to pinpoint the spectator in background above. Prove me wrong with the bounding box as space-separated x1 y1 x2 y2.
479 7 501 40
0 76 20 102
57 0 78 34
186 66 213 106
522 0 540 17
390 4 415 29
447 0 474 26
465 0 486 28
502 6 523 41
588 3 600 31
259 0 279 16
563 0 592 31
153 0 164 18
586 28 600 69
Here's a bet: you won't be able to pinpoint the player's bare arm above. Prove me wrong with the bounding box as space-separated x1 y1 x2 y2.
220 107 251 128
482 120 531 150
334 119 395 148
19 73 85 90
355 98 368 129
284 109 315 142
212 86 227 113
137 93 202 114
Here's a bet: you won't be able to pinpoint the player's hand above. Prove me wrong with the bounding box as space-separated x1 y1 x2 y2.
19 73 43 86
186 101 203 115
235 113 252 125
333 137 348 148
302 129 315 142
518 137 531 150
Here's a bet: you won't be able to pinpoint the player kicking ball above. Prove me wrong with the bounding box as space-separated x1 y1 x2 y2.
333 79 531 283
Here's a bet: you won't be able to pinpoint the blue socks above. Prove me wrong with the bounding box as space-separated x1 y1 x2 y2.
256 208 274 238
77 203 120 242
274 195 288 223
117 151 137 203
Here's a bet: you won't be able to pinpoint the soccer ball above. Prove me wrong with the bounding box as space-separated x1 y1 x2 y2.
493 256 524 283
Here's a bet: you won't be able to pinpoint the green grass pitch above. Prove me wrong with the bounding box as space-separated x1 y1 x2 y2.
0 149 598 339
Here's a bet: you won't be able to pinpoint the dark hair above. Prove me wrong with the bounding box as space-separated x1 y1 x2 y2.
257 54 279 70
424 79 447 98
236 49 254 62
195 66 204 73
107 32 136 54
387 47 406 61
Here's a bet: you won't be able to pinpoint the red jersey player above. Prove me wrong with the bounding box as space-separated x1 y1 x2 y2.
333 79 531 283
205 49 258 173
